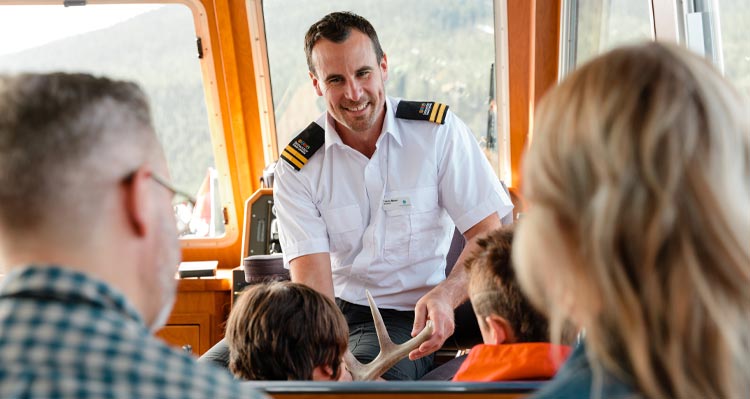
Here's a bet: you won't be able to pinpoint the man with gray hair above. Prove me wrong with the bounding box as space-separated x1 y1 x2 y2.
0 73 265 398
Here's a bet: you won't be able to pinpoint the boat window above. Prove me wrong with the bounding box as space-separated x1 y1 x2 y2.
716 0 750 97
561 0 653 74
0 2 228 239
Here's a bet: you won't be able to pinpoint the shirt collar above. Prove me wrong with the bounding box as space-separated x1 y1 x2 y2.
322 113 343 150
382 96 403 147
322 96 403 151
0 265 145 325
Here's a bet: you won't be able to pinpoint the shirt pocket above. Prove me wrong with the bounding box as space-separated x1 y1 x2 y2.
383 186 440 265
322 204 362 257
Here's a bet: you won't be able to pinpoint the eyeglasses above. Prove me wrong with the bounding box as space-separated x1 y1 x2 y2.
150 173 198 237
150 173 197 208
123 171 197 237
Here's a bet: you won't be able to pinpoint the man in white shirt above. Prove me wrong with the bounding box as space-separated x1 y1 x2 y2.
274 11 513 380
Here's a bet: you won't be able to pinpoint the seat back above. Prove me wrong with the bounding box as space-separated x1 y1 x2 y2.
441 228 483 351
242 380 542 399
444 227 465 276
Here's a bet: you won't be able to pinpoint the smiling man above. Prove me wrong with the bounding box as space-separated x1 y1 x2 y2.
273 11 513 380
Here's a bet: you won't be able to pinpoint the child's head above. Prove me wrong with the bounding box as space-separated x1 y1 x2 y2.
225 281 349 380
466 226 549 345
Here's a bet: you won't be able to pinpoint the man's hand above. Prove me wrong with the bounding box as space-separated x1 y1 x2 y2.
409 289 455 360
408 213 503 360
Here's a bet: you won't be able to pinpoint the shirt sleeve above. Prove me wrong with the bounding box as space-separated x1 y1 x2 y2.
436 111 513 233
273 160 330 265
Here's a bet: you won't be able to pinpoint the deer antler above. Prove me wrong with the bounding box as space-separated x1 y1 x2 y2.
344 290 434 381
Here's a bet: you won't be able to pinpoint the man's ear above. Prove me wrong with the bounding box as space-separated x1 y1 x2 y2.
311 364 335 381
380 52 388 82
310 71 323 97
122 168 150 238
485 314 515 345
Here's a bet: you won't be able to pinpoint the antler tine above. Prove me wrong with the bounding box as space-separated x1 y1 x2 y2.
366 290 394 350
343 290 435 381
343 350 366 379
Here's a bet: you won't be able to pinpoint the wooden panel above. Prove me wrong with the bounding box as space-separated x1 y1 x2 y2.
156 325 201 354
160 271 232 355
170 291 230 349
175 269 233 292
535 0 562 105
506 0 561 190
507 0 535 189
156 313 212 355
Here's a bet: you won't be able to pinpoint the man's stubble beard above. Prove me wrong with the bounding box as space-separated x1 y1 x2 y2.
149 211 180 332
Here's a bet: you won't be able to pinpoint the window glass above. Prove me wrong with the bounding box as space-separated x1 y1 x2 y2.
574 0 653 66
717 0 750 97
262 0 499 169
0 4 224 238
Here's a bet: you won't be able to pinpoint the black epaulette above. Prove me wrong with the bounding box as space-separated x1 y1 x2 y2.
395 101 450 124
279 122 325 171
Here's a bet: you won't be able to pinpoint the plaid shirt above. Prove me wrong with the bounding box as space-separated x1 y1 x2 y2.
0 266 266 399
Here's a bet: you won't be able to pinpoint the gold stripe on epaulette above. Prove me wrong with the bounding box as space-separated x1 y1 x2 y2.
436 103 447 124
285 146 308 164
429 102 440 123
281 149 304 169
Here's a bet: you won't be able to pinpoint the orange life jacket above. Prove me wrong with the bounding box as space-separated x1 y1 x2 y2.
452 342 572 382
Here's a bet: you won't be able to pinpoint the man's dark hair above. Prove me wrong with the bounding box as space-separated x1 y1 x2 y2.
226 281 349 380
304 11 384 76
466 226 550 343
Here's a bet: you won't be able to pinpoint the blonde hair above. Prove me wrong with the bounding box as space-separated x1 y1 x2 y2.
515 42 750 398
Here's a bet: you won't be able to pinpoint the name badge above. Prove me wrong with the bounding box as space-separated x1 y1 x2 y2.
383 197 412 211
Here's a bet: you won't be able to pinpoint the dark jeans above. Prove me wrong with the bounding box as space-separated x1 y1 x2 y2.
336 298 434 381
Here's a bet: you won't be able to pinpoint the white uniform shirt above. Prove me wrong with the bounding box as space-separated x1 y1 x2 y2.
274 96 512 310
